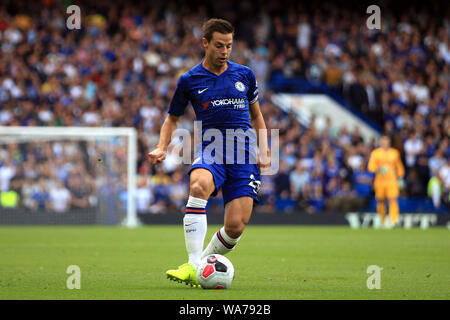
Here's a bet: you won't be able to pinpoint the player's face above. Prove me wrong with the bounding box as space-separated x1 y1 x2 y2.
203 32 233 68
380 136 390 149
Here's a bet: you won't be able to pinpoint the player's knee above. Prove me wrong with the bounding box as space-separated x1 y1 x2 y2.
190 180 211 199
225 220 247 239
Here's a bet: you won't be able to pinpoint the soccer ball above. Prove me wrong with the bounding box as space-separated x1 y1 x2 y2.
196 254 234 289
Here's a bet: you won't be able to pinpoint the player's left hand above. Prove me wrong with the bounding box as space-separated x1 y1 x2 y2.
397 178 405 190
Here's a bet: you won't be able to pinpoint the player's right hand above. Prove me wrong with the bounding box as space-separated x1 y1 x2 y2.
148 148 166 165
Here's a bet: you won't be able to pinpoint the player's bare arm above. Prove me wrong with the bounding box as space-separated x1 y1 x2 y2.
249 101 270 171
148 114 180 165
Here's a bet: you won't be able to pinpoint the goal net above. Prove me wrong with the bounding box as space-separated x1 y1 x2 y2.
0 126 139 227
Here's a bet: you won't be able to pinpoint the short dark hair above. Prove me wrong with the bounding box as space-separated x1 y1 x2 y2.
202 18 234 42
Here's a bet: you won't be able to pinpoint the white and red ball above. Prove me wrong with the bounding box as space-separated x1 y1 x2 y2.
196 254 234 289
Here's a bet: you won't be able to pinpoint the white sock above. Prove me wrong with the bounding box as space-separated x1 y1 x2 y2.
202 226 241 258
184 196 208 269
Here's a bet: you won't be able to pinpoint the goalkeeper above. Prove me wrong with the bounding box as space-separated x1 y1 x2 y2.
368 135 405 227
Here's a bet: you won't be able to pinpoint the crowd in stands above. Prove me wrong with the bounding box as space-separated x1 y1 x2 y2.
0 0 448 214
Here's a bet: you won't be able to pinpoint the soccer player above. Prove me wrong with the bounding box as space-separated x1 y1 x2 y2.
147 18 270 287
368 135 405 227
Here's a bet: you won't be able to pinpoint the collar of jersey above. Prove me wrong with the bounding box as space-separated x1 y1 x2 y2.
200 59 232 77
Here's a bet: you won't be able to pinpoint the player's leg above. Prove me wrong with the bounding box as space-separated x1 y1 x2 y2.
375 185 387 226
388 198 399 225
376 199 387 225
202 164 260 257
166 166 225 286
166 168 215 286
202 196 253 256
184 168 215 267
387 184 400 226
224 196 254 238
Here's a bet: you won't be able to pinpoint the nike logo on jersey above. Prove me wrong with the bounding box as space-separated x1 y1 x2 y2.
198 88 208 94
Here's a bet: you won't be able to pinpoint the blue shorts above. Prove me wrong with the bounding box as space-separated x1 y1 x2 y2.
188 161 261 205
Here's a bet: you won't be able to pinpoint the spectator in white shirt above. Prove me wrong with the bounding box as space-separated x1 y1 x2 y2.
49 180 71 213
404 131 424 167
296 14 311 50
136 176 153 214
438 159 450 192
0 157 16 192
392 73 410 104
290 161 310 198
438 38 450 64
410 75 430 103
429 150 446 177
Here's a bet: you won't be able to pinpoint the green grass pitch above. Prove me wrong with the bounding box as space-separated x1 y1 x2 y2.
0 225 449 300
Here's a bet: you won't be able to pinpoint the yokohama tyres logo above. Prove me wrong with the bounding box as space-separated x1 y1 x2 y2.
202 98 245 110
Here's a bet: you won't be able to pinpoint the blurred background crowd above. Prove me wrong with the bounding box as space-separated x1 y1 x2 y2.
0 0 449 214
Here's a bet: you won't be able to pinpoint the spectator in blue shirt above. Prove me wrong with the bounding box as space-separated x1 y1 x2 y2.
353 162 374 198
31 178 49 211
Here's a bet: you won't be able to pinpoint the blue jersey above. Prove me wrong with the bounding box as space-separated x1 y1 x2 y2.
168 60 261 205
168 60 258 132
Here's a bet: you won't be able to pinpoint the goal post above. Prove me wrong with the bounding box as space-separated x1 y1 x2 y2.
0 126 140 227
